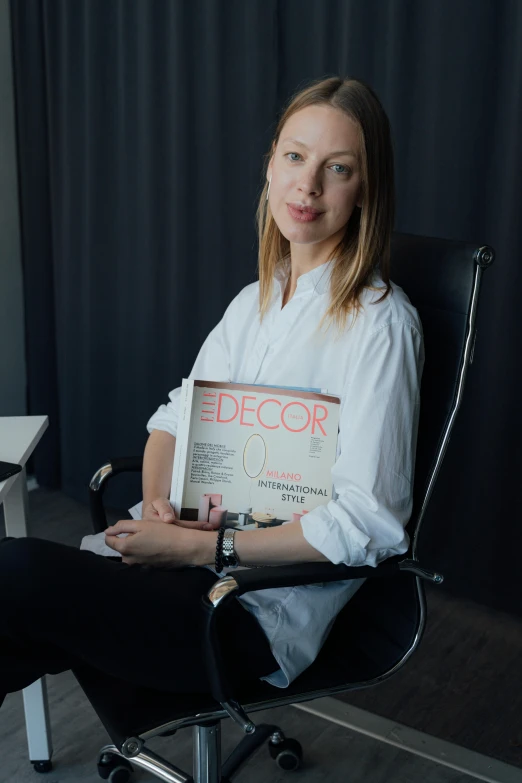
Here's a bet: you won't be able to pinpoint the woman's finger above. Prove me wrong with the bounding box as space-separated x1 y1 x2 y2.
152 498 175 522
171 518 220 530
202 520 222 530
106 520 139 535
104 533 120 551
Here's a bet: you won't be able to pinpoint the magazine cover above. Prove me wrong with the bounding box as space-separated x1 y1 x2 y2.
170 380 340 529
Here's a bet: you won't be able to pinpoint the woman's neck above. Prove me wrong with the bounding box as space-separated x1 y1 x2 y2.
281 257 331 309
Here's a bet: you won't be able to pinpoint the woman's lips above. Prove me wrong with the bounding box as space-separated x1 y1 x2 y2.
287 204 324 222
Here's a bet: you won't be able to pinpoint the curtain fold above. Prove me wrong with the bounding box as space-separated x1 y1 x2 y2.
10 0 522 615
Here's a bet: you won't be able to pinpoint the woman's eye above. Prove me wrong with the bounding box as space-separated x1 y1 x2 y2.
285 153 350 175
332 164 351 175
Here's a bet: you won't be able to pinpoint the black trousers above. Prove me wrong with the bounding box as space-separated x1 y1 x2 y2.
0 536 278 710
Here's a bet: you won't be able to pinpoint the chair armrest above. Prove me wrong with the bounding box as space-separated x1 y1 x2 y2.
213 558 402 596
89 456 143 533
213 557 444 596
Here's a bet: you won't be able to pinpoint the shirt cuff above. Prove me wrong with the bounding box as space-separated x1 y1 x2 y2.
300 501 372 567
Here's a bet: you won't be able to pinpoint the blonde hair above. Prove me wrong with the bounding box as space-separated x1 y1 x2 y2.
255 75 394 333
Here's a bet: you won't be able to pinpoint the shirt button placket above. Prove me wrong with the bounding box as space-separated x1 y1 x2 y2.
252 339 271 382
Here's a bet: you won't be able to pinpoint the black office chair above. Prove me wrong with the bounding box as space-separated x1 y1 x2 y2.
80 232 494 783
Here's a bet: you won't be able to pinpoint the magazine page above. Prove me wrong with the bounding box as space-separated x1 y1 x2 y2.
172 381 340 530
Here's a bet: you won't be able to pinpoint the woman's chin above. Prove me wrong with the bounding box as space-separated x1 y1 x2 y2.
276 220 324 243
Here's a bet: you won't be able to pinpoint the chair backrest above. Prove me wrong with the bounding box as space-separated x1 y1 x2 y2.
389 233 494 554
318 232 496 683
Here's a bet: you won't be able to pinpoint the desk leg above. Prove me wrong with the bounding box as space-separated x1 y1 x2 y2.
3 467 30 537
22 680 53 767
4 470 54 766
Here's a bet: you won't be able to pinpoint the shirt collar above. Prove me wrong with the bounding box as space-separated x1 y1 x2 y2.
274 257 335 298
273 258 385 302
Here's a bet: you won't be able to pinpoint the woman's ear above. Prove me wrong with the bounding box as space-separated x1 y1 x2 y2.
267 141 277 182
267 157 273 184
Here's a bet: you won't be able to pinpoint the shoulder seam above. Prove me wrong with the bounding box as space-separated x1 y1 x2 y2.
368 318 422 338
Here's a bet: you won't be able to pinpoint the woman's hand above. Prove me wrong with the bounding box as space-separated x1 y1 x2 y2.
104 519 217 567
142 496 221 532
142 496 176 523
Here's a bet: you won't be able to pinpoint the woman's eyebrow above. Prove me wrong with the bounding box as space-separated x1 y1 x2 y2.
281 137 358 158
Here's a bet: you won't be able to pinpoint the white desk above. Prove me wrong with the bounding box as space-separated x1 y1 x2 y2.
0 415 52 769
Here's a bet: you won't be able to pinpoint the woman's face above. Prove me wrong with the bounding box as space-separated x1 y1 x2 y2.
267 104 363 253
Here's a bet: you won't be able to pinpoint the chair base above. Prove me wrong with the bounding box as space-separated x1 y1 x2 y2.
97 721 293 783
221 723 281 779
98 742 192 782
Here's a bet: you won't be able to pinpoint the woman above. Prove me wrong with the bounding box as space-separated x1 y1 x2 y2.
0 75 423 707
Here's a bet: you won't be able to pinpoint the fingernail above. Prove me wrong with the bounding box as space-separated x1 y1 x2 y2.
164 514 174 521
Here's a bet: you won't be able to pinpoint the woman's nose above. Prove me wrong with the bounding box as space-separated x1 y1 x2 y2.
298 174 321 195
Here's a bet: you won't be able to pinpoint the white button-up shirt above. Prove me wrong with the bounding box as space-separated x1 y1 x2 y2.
145 258 424 688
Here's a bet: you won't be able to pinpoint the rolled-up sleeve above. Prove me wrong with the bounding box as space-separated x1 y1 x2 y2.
146 299 237 437
300 319 424 567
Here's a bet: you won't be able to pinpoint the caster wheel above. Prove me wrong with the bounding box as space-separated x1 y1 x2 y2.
268 737 303 771
97 753 134 782
32 760 53 773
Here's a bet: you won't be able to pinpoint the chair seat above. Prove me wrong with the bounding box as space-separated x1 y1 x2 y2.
74 573 422 746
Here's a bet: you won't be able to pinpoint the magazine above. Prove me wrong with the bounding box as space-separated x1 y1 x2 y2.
170 380 341 529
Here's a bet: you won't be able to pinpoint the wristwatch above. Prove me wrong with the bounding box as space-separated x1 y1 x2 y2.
221 528 239 568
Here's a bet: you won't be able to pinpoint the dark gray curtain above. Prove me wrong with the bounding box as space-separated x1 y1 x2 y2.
10 0 522 615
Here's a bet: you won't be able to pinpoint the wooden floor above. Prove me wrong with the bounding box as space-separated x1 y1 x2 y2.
1 486 521 781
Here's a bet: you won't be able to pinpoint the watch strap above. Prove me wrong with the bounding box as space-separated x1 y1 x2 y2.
214 526 226 573
221 528 239 568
